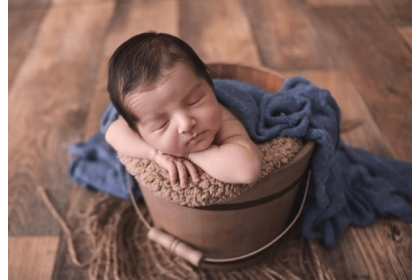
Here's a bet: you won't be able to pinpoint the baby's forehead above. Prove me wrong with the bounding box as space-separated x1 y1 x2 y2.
124 63 212 112
133 64 189 92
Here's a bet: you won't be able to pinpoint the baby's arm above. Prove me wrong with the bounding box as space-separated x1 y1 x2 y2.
188 108 261 184
105 117 156 160
105 117 200 188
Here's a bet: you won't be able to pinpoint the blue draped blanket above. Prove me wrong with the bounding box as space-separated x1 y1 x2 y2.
68 77 411 248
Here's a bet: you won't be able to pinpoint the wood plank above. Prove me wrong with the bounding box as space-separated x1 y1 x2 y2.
370 0 412 27
307 0 371 6
363 219 411 279
51 231 93 280
8 0 50 9
313 220 411 280
51 0 113 5
8 1 115 237
9 236 60 280
311 6 412 162
238 0 339 71
53 0 180 278
398 26 412 48
8 7 49 89
179 0 260 65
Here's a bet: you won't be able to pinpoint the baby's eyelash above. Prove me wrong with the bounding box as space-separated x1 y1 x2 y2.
189 96 203 106
154 121 169 131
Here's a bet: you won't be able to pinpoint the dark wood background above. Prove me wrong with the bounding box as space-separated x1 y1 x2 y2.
9 0 412 279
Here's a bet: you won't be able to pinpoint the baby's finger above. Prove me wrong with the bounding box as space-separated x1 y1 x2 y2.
166 162 178 186
175 161 188 188
184 160 200 184
196 165 204 176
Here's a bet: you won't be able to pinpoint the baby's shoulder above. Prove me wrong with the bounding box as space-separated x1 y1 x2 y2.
215 105 250 144
220 104 239 122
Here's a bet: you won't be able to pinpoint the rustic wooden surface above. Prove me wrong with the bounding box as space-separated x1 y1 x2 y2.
8 0 412 279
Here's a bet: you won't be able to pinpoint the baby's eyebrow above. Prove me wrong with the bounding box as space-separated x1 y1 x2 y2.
139 113 166 125
191 80 204 90
184 81 205 98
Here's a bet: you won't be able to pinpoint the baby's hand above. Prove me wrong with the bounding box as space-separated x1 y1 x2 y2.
153 151 202 188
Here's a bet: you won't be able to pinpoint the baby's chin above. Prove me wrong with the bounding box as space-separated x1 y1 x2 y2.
189 134 215 153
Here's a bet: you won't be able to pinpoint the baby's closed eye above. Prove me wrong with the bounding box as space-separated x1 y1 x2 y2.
153 121 169 131
188 90 206 106
188 96 203 106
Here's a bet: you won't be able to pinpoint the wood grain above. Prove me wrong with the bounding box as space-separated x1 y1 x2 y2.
370 0 412 27
314 218 412 280
8 1 115 236
306 0 371 6
239 0 339 71
179 0 260 65
8 0 50 8
311 6 412 162
398 26 412 49
9 236 59 280
8 7 49 89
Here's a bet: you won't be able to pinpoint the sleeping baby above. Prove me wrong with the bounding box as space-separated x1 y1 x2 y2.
104 32 262 189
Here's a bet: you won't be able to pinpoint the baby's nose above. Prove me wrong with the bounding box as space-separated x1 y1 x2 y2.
177 113 196 134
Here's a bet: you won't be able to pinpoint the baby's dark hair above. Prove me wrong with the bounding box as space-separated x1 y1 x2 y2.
107 32 213 133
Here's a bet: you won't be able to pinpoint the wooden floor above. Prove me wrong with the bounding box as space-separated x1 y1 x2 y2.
9 0 412 279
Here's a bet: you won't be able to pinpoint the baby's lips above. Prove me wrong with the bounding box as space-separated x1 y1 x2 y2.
187 131 207 145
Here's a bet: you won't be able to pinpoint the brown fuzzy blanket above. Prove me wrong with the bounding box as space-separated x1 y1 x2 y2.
119 137 303 207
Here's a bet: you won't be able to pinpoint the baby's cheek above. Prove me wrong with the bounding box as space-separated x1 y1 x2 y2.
145 135 165 152
211 110 223 131
160 134 182 155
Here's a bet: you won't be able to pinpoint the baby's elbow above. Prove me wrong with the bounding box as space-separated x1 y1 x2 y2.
104 129 114 146
239 158 261 184
104 128 119 151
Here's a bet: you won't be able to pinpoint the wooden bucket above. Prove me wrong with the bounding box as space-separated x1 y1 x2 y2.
135 63 315 270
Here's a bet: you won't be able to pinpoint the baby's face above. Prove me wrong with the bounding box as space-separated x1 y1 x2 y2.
125 63 222 157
